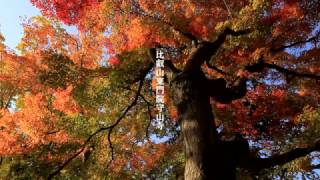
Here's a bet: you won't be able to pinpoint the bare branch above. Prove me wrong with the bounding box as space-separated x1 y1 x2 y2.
107 79 144 161
271 33 320 53
243 139 320 172
246 58 320 80
265 63 320 80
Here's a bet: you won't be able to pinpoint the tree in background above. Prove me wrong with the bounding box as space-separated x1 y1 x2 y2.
0 0 320 179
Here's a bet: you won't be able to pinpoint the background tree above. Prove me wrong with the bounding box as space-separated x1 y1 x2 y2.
0 0 320 179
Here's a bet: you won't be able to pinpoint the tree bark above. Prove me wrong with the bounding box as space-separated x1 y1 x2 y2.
170 68 320 179
170 69 241 180
165 27 320 179
167 27 251 179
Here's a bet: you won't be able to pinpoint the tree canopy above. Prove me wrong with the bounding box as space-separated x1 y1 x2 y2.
0 0 320 179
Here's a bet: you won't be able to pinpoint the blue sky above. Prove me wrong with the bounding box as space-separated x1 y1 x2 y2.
0 0 40 50
0 0 77 51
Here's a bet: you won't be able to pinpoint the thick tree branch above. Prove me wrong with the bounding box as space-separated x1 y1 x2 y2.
246 58 320 80
266 63 320 80
183 28 251 73
311 164 320 169
148 48 181 85
244 139 320 172
208 77 247 103
148 48 181 73
271 33 320 53
164 59 181 74
206 60 228 75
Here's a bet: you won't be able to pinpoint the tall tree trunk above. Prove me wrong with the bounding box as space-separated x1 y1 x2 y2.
165 28 252 179
170 70 238 180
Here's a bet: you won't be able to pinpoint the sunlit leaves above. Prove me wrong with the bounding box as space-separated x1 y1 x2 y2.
0 93 74 156
0 0 319 178
31 0 100 25
52 86 80 115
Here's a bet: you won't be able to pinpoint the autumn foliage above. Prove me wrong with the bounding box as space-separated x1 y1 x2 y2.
0 0 320 179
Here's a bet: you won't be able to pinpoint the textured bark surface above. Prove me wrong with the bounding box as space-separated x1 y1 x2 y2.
169 64 320 180
169 66 253 180
170 70 234 180
164 27 320 179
